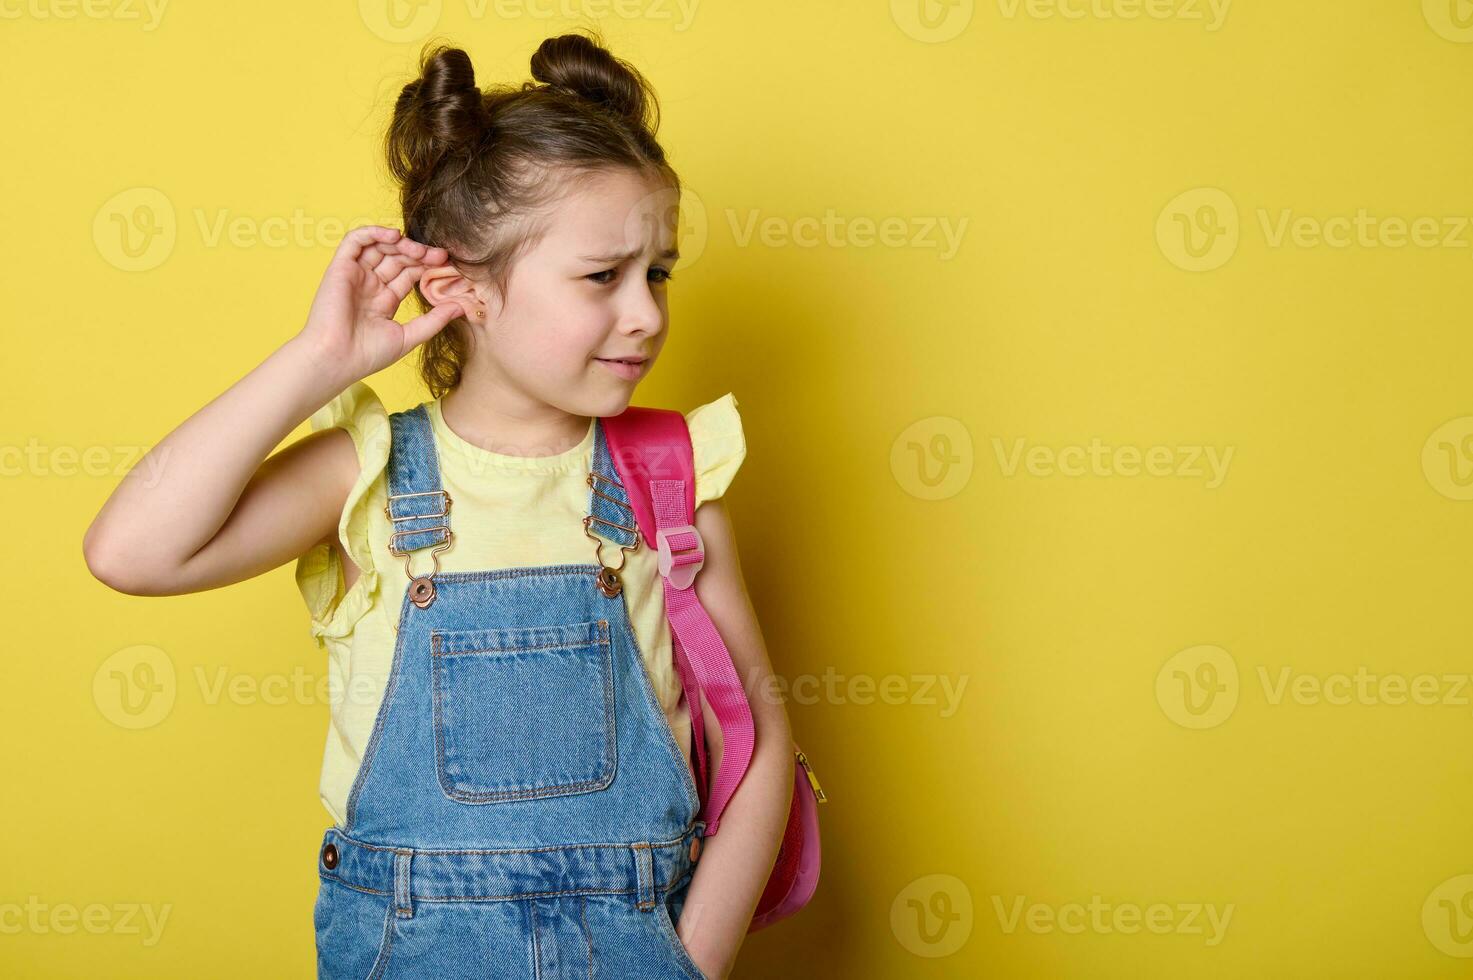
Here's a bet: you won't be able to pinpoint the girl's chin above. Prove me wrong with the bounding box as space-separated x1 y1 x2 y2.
577 382 638 417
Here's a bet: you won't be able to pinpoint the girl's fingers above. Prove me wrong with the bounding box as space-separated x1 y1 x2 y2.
365 264 421 317
356 242 401 275
393 236 428 259
333 225 401 265
342 229 424 274
383 264 423 305
330 229 450 317
370 253 414 284
400 301 465 353
386 238 448 268
358 238 444 280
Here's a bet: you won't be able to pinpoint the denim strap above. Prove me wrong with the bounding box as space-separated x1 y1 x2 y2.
586 419 640 548
385 405 452 555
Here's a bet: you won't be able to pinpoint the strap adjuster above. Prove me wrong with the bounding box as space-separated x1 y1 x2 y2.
655 524 704 590
385 489 453 557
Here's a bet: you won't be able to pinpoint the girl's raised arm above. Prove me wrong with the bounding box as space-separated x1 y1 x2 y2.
83 226 464 597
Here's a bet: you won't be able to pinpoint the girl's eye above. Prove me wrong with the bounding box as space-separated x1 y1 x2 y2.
585 267 676 285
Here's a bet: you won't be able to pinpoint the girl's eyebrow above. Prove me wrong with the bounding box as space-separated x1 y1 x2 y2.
579 245 681 263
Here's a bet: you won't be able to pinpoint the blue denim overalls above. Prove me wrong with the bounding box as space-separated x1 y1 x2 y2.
312 403 708 979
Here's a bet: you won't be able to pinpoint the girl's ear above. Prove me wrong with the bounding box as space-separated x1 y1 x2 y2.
420 263 484 316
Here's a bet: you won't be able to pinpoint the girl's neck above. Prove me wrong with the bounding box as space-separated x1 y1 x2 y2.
439 384 592 459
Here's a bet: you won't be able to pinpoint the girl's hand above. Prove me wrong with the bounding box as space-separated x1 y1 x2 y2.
295 225 466 386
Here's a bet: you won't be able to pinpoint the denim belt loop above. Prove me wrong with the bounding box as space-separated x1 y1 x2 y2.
632 843 656 911
393 849 415 919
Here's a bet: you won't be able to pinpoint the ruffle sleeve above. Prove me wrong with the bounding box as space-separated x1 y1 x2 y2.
684 392 746 510
293 380 392 642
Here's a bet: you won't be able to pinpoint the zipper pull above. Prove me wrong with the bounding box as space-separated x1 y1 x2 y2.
795 748 827 803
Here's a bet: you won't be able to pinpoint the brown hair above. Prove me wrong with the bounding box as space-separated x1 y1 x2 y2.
384 30 677 397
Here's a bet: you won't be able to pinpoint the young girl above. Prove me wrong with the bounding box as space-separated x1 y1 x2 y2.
84 32 794 979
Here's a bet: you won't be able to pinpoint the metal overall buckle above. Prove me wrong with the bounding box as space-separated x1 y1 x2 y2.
583 471 640 598
384 489 454 609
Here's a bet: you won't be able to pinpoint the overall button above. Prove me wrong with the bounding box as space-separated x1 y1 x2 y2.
322 843 339 870
688 837 702 863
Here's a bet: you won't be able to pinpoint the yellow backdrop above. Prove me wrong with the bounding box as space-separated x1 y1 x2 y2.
7 1 1473 976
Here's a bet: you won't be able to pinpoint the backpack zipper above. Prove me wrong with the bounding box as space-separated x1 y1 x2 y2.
795 749 827 803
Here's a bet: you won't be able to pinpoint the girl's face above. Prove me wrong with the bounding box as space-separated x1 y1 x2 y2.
436 167 679 420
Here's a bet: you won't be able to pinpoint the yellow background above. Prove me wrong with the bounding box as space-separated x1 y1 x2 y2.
6 0 1473 975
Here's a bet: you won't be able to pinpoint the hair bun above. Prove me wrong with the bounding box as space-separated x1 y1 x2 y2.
386 44 488 182
529 32 654 131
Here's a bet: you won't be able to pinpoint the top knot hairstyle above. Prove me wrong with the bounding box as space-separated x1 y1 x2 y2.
384 31 678 396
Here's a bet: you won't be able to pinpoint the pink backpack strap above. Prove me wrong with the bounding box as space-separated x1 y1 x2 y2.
601 407 755 837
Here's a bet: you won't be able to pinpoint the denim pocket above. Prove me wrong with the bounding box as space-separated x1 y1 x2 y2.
655 892 709 980
313 877 395 980
430 619 617 803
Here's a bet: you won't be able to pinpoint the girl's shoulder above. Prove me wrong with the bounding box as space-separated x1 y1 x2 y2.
683 391 746 509
294 381 393 642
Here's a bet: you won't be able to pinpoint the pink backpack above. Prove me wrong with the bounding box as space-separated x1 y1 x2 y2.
601 406 825 932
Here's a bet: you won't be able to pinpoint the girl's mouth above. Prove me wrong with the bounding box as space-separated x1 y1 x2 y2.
594 357 648 380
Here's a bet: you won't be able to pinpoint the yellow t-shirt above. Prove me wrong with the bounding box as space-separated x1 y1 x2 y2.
293 382 746 826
